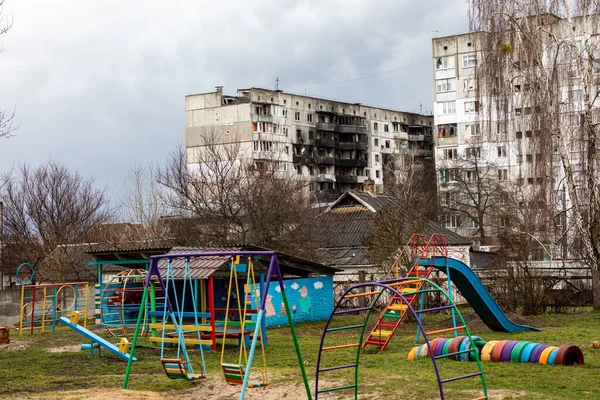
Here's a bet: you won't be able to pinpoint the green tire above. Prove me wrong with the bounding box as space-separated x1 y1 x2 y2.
442 338 452 355
510 341 532 363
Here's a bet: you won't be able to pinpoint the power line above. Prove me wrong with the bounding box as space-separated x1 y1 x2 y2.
301 59 432 90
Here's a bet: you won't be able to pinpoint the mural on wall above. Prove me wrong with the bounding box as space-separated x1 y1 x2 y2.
254 276 334 327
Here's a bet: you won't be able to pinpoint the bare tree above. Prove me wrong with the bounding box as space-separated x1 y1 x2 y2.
468 0 600 307
158 128 317 258
1 161 111 283
0 0 15 139
119 162 170 241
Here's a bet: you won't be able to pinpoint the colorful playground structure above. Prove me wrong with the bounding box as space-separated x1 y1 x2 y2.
409 338 584 366
58 312 137 362
19 280 89 335
122 250 312 399
362 234 537 353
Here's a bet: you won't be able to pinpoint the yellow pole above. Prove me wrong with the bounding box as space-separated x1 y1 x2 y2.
19 284 25 336
83 283 89 329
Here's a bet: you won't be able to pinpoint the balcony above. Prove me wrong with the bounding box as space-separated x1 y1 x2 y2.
317 156 335 165
337 159 368 167
251 114 273 123
413 149 433 157
336 125 367 134
335 175 358 184
437 136 458 146
338 141 368 151
315 174 335 182
315 138 338 148
316 122 335 131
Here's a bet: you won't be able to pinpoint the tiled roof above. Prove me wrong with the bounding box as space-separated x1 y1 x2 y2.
315 191 472 250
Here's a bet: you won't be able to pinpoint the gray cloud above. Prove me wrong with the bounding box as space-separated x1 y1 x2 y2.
0 0 468 201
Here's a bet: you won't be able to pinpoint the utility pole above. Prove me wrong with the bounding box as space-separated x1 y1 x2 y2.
275 77 279 90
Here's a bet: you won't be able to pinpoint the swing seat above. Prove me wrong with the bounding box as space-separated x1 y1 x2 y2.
221 363 267 387
161 358 206 381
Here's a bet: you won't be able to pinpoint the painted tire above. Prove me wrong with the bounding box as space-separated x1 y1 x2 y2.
428 338 443 358
554 345 584 365
530 344 550 363
442 339 452 356
448 336 467 360
520 343 540 363
407 346 419 361
501 341 519 362
491 340 511 362
539 346 558 365
434 339 449 357
469 339 486 361
459 336 482 362
510 341 532 363
547 348 560 365
418 344 429 359
480 340 499 362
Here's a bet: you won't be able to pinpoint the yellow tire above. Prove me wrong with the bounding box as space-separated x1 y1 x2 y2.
418 344 429 358
407 346 419 361
539 346 558 365
480 340 500 362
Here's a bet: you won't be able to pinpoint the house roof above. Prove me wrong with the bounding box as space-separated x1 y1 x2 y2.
315 191 472 268
156 245 340 280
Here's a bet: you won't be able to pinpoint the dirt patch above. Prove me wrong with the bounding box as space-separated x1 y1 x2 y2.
46 345 82 353
0 339 30 351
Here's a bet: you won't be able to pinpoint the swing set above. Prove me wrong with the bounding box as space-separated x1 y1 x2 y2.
220 256 267 387
122 251 313 400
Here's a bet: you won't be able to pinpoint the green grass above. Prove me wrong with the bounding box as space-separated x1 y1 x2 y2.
1 309 600 399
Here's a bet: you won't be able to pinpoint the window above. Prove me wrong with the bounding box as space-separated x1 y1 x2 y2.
441 191 456 205
439 169 458 183
307 113 313 122
515 108 522 116
319 166 326 174
374 138 379 146
375 170 380 178
516 131 523 139
526 154 533 163
384 124 389 132
445 214 460 229
309 130 314 140
466 123 480 136
462 54 477 68
465 170 476 182
296 165 302 175
497 145 507 158
514 84 521 92
498 169 508 181
385 140 390 149
469 219 480 229
436 78 456 93
464 101 479 113
443 148 458 160
516 154 522 163
569 89 583 104
438 124 456 137
466 147 480 158
296 129 302 140
308 166 314 176
439 101 456 115
294 112 300 121
499 216 509 228
436 56 455 70
499 192 509 204
463 78 475 91
527 177 534 185
374 122 378 131
525 130 532 138
375 154 380 162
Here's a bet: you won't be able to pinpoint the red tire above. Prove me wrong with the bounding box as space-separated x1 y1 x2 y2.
490 340 511 362
428 338 443 357
554 345 584 365
447 336 467 360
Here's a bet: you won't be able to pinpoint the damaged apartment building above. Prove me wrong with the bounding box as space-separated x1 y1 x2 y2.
185 87 434 200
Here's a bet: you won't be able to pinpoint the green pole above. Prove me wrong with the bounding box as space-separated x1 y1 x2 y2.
122 285 149 389
150 281 157 342
280 289 313 400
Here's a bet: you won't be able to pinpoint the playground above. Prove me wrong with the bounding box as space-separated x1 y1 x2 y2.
1 241 598 399
0 310 599 399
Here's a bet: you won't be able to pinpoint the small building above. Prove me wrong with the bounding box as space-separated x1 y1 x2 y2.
314 190 472 286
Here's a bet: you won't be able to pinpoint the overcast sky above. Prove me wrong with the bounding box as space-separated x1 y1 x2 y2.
0 0 469 202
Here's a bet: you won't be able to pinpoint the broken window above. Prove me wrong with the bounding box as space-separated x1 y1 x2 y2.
307 113 313 122
462 54 477 68
466 123 480 136
373 122 378 131
498 169 508 181
497 145 507 158
384 124 389 132
464 101 479 113
295 112 300 121
436 55 455 70
436 78 456 93
443 148 458 160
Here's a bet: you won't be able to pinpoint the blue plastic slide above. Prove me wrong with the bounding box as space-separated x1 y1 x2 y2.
423 256 539 333
58 317 137 362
